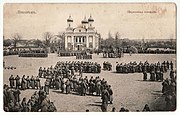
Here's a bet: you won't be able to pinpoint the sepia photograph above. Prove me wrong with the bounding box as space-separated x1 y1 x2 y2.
3 3 176 112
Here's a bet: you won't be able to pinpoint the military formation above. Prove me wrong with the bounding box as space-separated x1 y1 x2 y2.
38 61 101 79
103 61 112 71
8 75 41 90
76 54 92 59
116 61 173 74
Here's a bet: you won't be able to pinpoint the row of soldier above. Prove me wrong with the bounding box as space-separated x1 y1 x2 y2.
38 61 101 79
4 84 56 112
43 75 113 98
116 61 173 73
9 75 41 90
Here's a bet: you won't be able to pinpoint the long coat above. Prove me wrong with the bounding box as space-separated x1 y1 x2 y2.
9 76 15 88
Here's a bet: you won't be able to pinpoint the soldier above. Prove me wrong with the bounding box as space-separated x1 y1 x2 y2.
54 76 61 90
81 79 87 96
35 76 41 89
39 67 43 78
26 76 30 89
61 78 66 93
30 76 35 89
101 86 109 112
9 75 15 88
21 75 26 90
96 80 101 96
143 71 147 81
44 79 50 95
15 75 21 89
65 79 71 94
13 89 21 103
107 85 113 104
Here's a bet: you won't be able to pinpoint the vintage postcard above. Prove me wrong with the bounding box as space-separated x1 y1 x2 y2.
3 3 176 112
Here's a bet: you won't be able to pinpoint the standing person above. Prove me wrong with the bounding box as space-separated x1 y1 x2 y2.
35 76 41 89
30 76 35 89
39 67 43 78
13 89 21 103
44 79 50 95
21 75 26 90
81 79 87 96
143 71 147 81
101 86 109 112
26 76 30 89
61 78 65 93
107 85 113 104
65 79 71 94
54 76 61 90
15 75 21 89
9 75 15 88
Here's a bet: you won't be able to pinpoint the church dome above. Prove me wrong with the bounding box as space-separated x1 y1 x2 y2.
81 16 88 23
88 15 94 22
67 16 73 22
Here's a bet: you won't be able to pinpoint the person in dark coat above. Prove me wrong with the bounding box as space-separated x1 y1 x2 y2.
143 71 147 81
54 77 61 90
35 76 41 89
65 79 71 94
21 97 27 112
107 85 113 104
15 75 21 89
26 76 30 89
21 75 26 90
9 75 15 88
30 76 35 89
81 80 87 96
44 79 50 95
61 78 66 93
101 86 109 107
3 84 9 107
7 88 15 104
13 89 21 103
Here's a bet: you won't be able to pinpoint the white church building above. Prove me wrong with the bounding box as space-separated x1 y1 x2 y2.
64 15 100 51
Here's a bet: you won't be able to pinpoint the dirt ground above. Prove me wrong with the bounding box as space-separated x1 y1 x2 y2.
3 53 176 112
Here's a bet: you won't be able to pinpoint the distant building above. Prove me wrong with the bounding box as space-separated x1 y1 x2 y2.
64 15 100 51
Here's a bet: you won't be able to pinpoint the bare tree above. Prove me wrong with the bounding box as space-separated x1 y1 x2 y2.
11 33 22 48
43 32 53 47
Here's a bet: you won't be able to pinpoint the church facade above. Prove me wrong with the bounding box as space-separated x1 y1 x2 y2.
64 15 100 51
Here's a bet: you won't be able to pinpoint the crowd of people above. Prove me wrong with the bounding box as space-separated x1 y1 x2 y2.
38 61 101 79
3 84 56 112
9 75 41 90
162 69 176 111
76 54 92 59
116 60 173 74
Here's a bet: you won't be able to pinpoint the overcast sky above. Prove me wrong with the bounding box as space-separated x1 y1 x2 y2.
3 3 176 40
